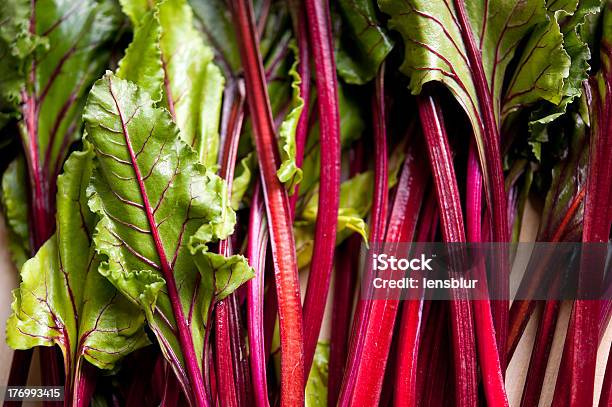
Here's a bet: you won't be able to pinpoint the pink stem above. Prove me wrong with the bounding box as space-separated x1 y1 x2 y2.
417 93 479 407
246 183 270 407
230 0 305 403
301 0 342 377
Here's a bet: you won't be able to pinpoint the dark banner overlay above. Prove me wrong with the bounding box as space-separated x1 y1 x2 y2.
361 243 611 301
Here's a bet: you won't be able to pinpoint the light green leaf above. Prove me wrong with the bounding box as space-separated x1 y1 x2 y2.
501 10 570 120
118 0 150 26
295 173 371 268
306 342 329 407
0 0 42 118
231 152 256 210
276 44 304 193
116 9 164 103
7 146 149 383
527 0 603 159
84 73 244 392
192 251 254 320
335 0 394 84
1 155 30 268
295 146 404 268
118 0 225 168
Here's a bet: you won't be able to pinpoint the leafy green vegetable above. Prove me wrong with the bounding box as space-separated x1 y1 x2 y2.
7 146 149 400
1 156 30 267
84 72 251 395
527 0 603 160
276 43 304 193
118 0 225 168
295 147 403 268
335 0 394 84
231 152 256 210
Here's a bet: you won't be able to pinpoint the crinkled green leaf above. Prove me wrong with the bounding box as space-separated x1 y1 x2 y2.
7 146 149 382
276 44 304 193
379 0 548 130
116 9 164 103
1 155 30 267
306 342 329 407
118 0 150 25
192 251 254 320
335 0 394 84
0 0 41 118
527 0 602 159
501 10 570 120
84 73 242 391
118 0 225 167
231 152 256 210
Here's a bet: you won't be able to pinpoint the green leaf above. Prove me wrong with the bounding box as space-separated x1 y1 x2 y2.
0 0 41 119
192 251 254 320
84 73 247 390
17 0 119 181
526 0 602 159
306 342 329 407
295 146 404 268
378 0 563 145
335 0 394 84
118 0 150 26
118 0 225 168
1 155 30 267
295 172 372 268
116 9 164 103
276 43 304 193
501 10 571 120
7 146 149 385
231 152 256 210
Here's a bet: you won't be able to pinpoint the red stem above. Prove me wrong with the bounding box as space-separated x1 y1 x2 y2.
301 0 342 377
465 140 508 406
214 70 246 407
230 0 305 404
519 300 560 407
327 142 364 406
416 303 449 407
553 55 612 405
339 72 391 403
394 193 436 407
340 143 427 406
246 183 269 407
288 0 311 217
108 80 209 407
417 93 478 407
599 342 612 407
72 361 97 407
453 0 509 361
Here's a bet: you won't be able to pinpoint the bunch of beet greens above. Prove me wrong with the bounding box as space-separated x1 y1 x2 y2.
0 0 610 406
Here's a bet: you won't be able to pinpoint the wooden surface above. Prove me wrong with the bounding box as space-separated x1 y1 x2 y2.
0 199 609 405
